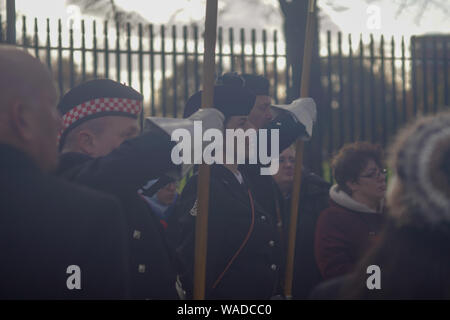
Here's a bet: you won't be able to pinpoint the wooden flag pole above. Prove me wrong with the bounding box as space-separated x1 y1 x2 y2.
193 0 218 300
284 0 316 299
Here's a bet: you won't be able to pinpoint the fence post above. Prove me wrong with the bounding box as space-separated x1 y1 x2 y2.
6 0 16 44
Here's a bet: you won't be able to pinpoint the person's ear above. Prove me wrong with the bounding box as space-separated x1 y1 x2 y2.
10 99 35 142
77 130 96 156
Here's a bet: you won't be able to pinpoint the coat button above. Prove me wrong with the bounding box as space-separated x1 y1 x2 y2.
138 264 146 273
269 240 275 247
133 230 141 240
270 264 277 271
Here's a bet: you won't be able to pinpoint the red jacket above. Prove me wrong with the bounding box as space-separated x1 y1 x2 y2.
314 185 385 280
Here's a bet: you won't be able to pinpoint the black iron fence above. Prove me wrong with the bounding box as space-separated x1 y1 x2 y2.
0 15 448 180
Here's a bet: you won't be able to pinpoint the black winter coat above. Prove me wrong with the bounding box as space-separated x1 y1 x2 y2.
56 131 180 299
175 164 283 299
283 168 331 299
0 145 130 299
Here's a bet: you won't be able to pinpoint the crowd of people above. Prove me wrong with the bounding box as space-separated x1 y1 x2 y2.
1 44 449 299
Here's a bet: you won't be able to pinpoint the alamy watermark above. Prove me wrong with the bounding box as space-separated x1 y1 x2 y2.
366 265 381 290
66 265 81 290
170 121 280 175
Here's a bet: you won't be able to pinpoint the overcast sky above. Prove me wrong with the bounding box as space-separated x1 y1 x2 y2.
7 0 449 40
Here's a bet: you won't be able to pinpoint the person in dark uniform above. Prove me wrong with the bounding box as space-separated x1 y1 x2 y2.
56 79 183 299
175 85 284 299
0 45 129 299
216 73 324 298
56 79 224 299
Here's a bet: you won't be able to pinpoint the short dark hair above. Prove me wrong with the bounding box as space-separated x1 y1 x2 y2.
331 142 384 194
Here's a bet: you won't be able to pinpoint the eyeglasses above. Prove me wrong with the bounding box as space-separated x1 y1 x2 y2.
359 168 387 179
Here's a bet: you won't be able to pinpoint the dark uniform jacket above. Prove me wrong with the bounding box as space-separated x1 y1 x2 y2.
175 164 283 299
239 165 330 299
238 110 330 299
282 168 331 299
56 131 179 299
0 144 130 299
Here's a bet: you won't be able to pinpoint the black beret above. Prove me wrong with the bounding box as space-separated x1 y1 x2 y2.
58 79 143 148
183 85 255 119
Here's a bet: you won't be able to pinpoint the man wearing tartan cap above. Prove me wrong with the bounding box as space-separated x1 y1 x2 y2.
56 79 224 299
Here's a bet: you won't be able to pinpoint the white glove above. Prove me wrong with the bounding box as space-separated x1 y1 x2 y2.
271 98 317 139
145 108 224 137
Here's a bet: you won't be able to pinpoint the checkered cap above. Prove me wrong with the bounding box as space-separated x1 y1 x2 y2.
58 79 143 148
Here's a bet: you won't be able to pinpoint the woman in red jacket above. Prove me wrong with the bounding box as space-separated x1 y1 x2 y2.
315 142 387 280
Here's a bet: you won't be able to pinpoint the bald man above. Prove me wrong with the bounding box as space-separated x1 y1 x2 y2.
0 45 130 299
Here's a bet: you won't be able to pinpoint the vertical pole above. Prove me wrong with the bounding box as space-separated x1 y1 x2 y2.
285 33 290 104
337 32 344 147
115 21 120 83
33 18 39 58
218 27 223 76
81 20 86 81
432 36 438 113
421 37 428 114
93 20 98 79
57 19 63 95
444 36 449 108
21 15 27 47
284 0 316 299
380 35 387 147
0 14 4 42
229 27 235 71
104 21 109 78
193 0 218 301
391 36 398 134
327 31 334 183
161 25 167 116
401 36 407 123
69 24 74 88
45 18 51 71
369 34 376 143
240 28 245 73
126 23 132 87
149 24 155 116
411 36 418 116
193 25 199 91
348 34 355 142
172 25 178 117
359 34 365 141
273 30 279 104
251 28 256 74
262 30 267 78
183 25 189 105
138 23 144 125
6 0 16 44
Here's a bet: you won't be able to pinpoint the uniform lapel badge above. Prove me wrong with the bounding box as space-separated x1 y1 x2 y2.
190 199 198 216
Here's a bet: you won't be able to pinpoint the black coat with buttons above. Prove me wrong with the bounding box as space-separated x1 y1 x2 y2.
0 145 130 299
239 165 331 299
174 164 283 299
56 131 180 299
